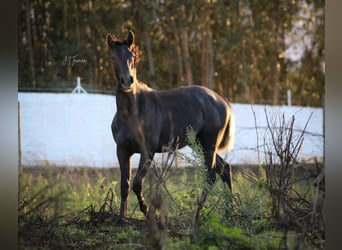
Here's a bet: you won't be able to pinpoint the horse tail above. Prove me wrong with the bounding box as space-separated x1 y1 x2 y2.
218 104 235 152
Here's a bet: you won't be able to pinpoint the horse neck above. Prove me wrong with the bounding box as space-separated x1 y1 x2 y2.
116 89 137 116
115 81 148 116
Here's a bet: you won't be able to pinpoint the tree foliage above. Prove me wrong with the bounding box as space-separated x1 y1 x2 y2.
19 0 324 106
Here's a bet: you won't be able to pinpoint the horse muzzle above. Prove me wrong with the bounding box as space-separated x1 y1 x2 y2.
119 75 134 90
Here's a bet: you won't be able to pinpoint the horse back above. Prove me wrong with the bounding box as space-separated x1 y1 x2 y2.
112 85 233 153
151 85 231 149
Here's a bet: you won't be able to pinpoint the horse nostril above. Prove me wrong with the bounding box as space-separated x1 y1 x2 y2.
118 76 133 89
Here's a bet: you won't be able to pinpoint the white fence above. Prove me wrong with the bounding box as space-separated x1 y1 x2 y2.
18 92 323 167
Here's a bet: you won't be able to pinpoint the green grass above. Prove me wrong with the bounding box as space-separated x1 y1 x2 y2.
18 164 324 249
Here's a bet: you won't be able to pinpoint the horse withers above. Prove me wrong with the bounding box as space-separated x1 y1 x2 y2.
107 30 235 217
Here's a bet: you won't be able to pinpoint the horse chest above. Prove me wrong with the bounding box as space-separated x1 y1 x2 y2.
112 118 135 143
112 114 157 153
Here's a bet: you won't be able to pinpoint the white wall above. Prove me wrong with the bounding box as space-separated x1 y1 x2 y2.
19 93 117 167
18 92 323 167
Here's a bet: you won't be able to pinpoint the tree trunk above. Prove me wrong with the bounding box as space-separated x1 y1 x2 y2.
272 22 283 105
143 30 156 88
207 29 214 89
201 27 214 89
89 0 98 87
63 0 68 38
172 19 184 85
201 32 207 87
272 48 281 105
25 0 36 88
181 29 193 86
63 0 72 84
75 0 80 46
272 66 280 105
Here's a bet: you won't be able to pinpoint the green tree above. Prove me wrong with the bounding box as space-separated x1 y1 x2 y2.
18 0 324 106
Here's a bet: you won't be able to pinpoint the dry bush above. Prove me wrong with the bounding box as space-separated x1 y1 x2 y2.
259 109 325 248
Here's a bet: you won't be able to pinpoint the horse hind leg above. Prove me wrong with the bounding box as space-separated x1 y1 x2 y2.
215 154 233 192
202 149 217 185
215 155 233 220
197 136 232 192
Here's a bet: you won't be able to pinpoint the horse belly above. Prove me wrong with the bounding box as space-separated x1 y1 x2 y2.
156 110 202 152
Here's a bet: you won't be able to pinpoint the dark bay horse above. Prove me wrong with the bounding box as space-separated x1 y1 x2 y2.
107 30 235 217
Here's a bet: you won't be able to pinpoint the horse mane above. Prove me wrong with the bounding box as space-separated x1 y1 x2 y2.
137 81 153 91
130 44 140 67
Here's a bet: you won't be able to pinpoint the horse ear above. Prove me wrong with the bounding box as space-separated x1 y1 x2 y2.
126 30 134 47
106 33 116 49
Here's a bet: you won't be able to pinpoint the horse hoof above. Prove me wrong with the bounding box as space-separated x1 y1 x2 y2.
119 208 127 218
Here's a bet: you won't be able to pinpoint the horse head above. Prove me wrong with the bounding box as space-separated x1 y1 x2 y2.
107 30 140 91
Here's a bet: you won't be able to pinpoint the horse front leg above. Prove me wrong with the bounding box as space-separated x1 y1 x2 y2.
117 148 132 217
132 153 153 216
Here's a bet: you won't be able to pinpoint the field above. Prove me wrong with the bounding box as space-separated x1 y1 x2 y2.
18 96 324 249
18 161 324 249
